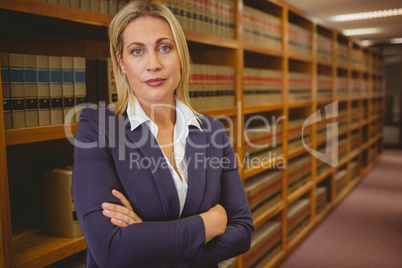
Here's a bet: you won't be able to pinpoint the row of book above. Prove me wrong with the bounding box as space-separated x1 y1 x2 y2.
335 168 348 197
373 78 383 93
351 47 363 69
351 107 363 126
165 0 235 39
338 109 348 133
371 120 381 138
317 35 332 62
338 136 348 162
243 121 283 171
1 53 86 129
39 0 129 16
243 67 282 106
288 23 312 57
316 117 333 142
351 131 360 152
287 154 311 195
287 198 310 243
369 143 379 164
337 77 348 99
337 44 348 66
242 5 282 50
316 142 333 177
1 53 118 129
317 75 333 100
244 220 282 267
288 118 310 152
288 72 312 101
245 169 282 221
189 63 235 111
315 186 328 217
350 160 359 181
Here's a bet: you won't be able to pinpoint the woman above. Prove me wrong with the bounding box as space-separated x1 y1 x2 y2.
72 1 253 267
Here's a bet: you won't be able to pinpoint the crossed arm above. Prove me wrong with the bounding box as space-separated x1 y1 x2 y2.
72 109 253 267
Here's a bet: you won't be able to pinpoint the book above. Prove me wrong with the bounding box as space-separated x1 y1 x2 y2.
108 0 117 16
106 58 117 104
90 0 100 13
9 54 25 128
80 0 90 11
37 55 51 126
1 53 12 129
43 168 83 238
49 56 63 125
62 57 75 124
73 57 86 122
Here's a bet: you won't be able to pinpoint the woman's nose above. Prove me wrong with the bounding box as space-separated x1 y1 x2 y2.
146 52 162 72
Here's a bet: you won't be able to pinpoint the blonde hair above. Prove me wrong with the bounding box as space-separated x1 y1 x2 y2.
108 0 199 119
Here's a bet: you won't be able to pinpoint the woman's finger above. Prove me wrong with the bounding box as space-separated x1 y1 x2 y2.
112 189 133 211
111 218 127 228
103 209 136 225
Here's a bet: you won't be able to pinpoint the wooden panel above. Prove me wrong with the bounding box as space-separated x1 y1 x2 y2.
6 124 78 146
0 0 112 27
0 50 13 268
13 232 86 268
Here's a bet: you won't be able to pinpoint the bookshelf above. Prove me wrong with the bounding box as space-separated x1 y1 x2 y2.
0 0 385 267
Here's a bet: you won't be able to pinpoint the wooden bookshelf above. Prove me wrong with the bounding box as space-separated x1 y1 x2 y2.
0 0 385 267
5 124 78 146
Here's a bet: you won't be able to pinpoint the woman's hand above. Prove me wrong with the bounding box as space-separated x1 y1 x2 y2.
199 204 227 243
102 189 143 227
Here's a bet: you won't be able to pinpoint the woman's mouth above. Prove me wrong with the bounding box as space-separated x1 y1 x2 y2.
145 78 166 87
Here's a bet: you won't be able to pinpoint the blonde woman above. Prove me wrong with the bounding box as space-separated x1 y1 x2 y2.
72 1 253 267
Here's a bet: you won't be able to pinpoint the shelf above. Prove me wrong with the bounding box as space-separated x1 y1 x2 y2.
336 64 349 71
184 31 239 49
244 103 284 114
287 53 313 63
198 107 238 118
243 43 284 57
5 124 78 146
349 149 360 160
317 98 334 105
335 97 349 103
287 181 312 204
288 100 313 109
338 128 348 137
244 154 285 179
13 231 86 268
316 59 333 67
288 144 308 159
253 202 284 229
286 220 314 250
0 0 112 27
315 168 333 184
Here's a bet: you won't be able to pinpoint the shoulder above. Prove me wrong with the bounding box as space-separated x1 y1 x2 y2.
197 113 225 132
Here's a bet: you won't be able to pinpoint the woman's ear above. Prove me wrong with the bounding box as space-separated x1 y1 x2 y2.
116 52 125 73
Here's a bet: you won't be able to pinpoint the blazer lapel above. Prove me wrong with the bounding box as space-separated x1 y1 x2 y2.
182 125 207 217
124 116 180 219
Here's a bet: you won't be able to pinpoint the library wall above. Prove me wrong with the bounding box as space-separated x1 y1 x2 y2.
0 0 385 267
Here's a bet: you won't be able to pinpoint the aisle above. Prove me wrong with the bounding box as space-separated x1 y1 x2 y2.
279 150 402 268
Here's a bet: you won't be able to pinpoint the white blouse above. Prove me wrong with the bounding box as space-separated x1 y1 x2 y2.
126 96 202 218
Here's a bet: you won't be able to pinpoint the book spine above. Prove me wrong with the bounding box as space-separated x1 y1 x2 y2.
80 0 90 11
73 57 87 122
37 55 51 126
70 0 80 8
1 53 12 129
90 0 100 13
108 0 117 16
49 56 63 125
9 53 25 128
59 0 70 6
23 55 39 127
62 56 75 123
100 0 108 14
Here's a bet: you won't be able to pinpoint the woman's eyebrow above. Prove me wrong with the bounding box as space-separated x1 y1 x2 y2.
126 37 174 49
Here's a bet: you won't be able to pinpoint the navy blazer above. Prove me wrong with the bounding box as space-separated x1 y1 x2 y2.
72 107 253 268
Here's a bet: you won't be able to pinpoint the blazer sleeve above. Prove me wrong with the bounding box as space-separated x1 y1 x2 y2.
185 122 254 267
72 108 206 268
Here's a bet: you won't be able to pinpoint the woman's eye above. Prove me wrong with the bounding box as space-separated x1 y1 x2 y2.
132 49 143 55
159 46 171 52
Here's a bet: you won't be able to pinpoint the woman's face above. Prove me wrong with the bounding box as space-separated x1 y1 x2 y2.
118 16 181 107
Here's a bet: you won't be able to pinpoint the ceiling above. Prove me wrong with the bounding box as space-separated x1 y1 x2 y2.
281 0 402 46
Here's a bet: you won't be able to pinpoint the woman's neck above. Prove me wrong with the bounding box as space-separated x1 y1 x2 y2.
139 96 176 128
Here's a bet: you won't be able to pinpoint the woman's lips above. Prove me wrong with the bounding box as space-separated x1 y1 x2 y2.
145 78 166 87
